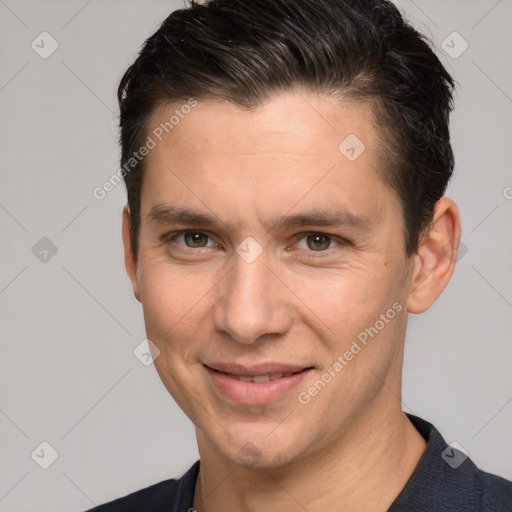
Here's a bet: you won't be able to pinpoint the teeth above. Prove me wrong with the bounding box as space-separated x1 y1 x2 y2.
225 371 297 382
252 374 269 382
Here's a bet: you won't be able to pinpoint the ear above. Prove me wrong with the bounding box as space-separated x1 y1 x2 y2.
122 206 141 302
406 197 461 314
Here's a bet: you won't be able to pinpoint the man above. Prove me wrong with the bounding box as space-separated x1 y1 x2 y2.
88 0 512 510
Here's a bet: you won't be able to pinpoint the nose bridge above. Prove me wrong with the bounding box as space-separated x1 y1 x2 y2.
213 251 290 344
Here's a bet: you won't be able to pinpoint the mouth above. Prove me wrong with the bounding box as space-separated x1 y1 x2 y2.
207 367 309 383
203 363 314 405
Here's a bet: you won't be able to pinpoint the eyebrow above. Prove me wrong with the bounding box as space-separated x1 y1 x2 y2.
146 204 372 233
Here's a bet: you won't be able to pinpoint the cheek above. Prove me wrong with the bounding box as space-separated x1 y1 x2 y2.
137 259 214 350
138 261 214 422
293 265 408 418
291 262 397 343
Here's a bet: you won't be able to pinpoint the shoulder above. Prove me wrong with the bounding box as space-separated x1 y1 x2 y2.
480 469 512 511
84 461 200 512
389 415 512 511
85 478 178 512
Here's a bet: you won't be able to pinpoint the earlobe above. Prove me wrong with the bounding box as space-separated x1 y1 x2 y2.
406 197 461 314
122 206 142 302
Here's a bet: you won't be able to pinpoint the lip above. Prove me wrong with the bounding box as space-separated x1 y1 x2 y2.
203 363 314 405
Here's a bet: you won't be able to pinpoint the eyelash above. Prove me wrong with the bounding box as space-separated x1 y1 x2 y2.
164 230 347 256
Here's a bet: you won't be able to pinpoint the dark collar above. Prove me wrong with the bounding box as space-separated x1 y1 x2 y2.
388 413 484 511
171 459 199 512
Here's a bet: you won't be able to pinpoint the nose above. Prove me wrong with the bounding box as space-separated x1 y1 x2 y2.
212 251 292 344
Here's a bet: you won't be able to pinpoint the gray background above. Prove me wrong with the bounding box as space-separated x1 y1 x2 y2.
0 1 511 510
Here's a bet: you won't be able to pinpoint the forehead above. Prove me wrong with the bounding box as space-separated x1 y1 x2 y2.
141 92 395 230
147 92 378 162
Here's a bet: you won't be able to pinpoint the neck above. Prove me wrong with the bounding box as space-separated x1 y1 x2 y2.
193 401 426 512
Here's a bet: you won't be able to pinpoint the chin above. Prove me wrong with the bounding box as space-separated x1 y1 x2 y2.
231 445 298 469
212 424 309 469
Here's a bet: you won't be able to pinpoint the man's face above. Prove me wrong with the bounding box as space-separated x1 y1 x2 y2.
126 92 414 468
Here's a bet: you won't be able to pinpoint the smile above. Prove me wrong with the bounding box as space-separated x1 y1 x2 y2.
204 364 313 405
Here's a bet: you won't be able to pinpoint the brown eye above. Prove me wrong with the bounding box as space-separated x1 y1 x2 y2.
183 232 209 248
306 234 332 251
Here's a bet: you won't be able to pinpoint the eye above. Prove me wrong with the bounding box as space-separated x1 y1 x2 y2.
173 231 216 248
295 233 340 252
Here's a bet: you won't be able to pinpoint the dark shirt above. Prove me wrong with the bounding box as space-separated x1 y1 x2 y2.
86 414 512 511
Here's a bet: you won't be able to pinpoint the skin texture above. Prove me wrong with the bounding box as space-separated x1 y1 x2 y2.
122 91 461 511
